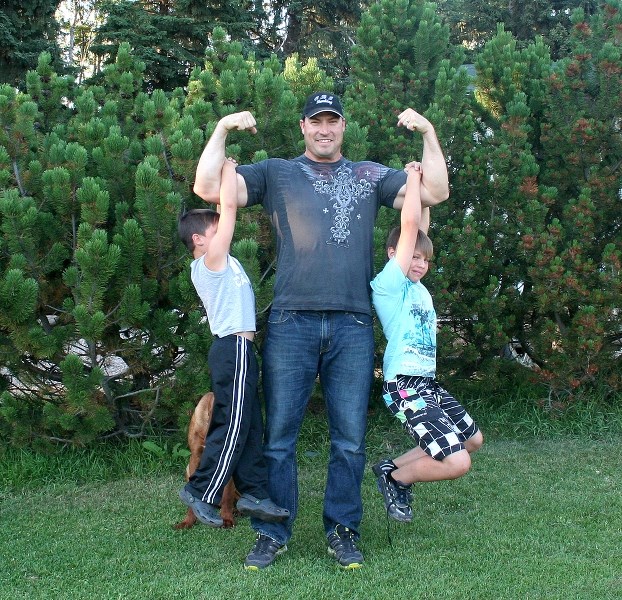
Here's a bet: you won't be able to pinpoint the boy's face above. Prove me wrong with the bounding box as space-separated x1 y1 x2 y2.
407 250 429 283
191 223 217 257
389 246 430 283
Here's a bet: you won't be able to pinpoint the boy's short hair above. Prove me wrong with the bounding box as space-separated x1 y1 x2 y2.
178 209 219 251
386 226 434 259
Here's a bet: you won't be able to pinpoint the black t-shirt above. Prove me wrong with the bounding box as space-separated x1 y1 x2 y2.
238 155 406 315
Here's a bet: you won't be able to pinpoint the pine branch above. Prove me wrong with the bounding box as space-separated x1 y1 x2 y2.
12 160 28 196
160 133 175 180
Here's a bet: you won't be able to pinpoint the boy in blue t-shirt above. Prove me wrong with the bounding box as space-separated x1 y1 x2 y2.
177 159 288 537
370 162 484 522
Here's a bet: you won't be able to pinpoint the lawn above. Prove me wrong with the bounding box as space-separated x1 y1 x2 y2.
1 406 621 600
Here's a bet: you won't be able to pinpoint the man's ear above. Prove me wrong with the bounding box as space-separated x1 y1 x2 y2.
387 247 396 259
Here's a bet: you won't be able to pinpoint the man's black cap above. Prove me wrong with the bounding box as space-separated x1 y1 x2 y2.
302 92 344 119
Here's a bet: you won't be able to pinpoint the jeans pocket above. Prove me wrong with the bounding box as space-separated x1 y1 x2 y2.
345 312 373 327
267 309 294 325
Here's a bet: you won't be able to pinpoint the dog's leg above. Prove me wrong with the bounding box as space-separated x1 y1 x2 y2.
172 393 212 530
220 479 240 528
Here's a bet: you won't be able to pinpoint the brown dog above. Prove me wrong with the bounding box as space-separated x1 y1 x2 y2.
173 392 240 529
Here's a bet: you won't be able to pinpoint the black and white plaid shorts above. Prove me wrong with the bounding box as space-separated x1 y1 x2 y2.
382 375 479 460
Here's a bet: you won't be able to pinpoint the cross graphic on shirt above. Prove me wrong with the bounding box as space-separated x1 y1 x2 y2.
313 165 373 247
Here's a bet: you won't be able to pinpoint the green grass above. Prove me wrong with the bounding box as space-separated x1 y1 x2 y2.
1 403 622 600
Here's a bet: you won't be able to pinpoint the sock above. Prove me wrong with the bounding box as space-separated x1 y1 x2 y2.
378 458 397 474
387 470 409 489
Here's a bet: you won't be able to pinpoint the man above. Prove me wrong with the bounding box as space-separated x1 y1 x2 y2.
193 92 448 570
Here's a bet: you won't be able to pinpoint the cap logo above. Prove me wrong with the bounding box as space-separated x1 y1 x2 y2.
314 94 335 106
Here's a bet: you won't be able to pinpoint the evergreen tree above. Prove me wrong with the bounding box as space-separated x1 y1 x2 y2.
527 1 622 399
346 0 479 396
0 34 331 447
1 4 621 448
56 0 103 84
430 2 621 400
346 0 464 167
437 0 600 59
261 0 363 88
0 0 63 86
91 0 265 91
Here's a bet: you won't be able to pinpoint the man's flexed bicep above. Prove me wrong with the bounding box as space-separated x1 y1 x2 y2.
392 108 449 210
193 111 256 206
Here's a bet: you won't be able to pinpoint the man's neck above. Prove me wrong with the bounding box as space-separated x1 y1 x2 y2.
303 150 343 163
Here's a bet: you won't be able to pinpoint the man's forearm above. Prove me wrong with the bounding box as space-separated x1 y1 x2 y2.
420 128 449 206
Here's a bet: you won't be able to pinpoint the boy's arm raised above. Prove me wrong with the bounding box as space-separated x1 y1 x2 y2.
203 159 239 272
393 162 422 276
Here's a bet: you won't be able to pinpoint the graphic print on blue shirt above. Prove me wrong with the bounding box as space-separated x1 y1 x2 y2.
399 289 436 377
407 303 435 356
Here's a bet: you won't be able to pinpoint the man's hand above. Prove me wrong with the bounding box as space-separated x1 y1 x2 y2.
397 109 432 135
392 112 449 208
220 111 258 135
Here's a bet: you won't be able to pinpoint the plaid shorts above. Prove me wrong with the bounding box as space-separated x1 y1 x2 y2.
382 375 479 460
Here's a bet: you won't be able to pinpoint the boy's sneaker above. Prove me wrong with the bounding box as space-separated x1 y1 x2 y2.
372 457 396 475
327 525 364 569
371 462 413 523
178 487 223 527
244 534 287 570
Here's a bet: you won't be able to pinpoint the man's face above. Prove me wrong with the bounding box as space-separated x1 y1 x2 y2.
300 112 346 162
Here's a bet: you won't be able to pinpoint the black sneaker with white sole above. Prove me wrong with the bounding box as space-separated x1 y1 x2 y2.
372 457 397 476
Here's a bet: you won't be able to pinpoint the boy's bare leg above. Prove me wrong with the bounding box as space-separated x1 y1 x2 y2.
391 428 483 484
391 449 471 485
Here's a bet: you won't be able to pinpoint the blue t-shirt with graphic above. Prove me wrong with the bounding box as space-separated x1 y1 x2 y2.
237 155 405 315
371 258 436 381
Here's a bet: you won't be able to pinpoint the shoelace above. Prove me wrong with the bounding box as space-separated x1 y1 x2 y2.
253 534 278 554
337 529 357 553
393 484 412 508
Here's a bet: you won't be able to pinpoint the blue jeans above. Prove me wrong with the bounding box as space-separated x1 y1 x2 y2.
252 310 374 545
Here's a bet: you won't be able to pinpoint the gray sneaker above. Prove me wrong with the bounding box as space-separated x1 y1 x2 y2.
244 533 287 570
327 525 363 569
371 462 413 523
178 487 223 527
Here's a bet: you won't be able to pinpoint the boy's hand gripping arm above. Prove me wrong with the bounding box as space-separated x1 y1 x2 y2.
193 112 257 206
394 162 422 276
